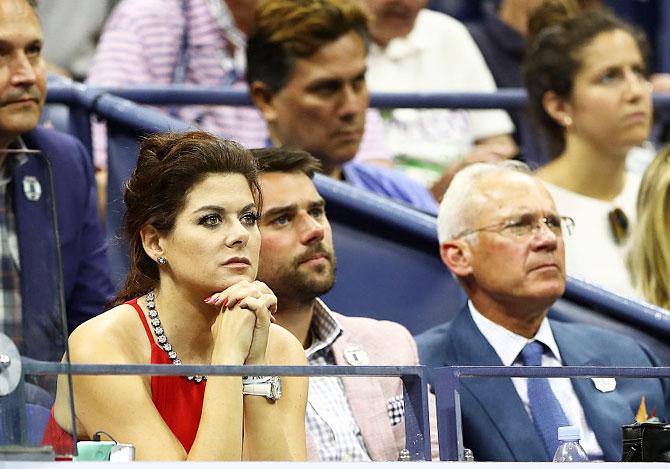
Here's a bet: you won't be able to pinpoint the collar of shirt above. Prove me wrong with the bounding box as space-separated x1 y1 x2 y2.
206 0 246 44
371 9 431 60
0 137 29 187
470 301 604 460
468 300 562 366
305 298 343 359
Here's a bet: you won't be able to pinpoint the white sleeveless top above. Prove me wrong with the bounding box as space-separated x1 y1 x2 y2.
544 174 641 299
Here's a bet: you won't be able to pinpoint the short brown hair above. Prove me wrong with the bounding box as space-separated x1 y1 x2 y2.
251 147 322 177
114 131 261 305
246 0 369 92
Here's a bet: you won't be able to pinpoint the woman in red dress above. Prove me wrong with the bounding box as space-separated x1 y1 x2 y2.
44 131 308 460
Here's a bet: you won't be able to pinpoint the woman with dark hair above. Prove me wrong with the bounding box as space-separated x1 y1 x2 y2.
43 131 308 460
523 4 652 296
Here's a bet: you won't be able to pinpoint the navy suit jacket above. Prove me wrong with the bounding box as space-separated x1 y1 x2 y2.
416 305 669 462
15 127 113 361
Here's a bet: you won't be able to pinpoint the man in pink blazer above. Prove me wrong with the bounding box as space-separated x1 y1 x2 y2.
252 147 438 461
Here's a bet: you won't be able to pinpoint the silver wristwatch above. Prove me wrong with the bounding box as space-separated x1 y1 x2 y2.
242 375 282 401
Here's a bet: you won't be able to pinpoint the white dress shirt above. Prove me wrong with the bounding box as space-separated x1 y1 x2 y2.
469 301 604 460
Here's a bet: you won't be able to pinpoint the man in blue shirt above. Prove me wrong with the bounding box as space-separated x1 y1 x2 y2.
246 0 437 214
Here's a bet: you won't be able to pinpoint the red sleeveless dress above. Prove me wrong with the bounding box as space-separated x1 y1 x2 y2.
42 298 207 454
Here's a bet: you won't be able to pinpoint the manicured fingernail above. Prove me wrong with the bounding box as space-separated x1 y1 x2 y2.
204 296 212 303
237 300 242 305
223 297 228 306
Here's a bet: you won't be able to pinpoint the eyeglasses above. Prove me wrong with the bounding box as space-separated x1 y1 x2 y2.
456 214 575 240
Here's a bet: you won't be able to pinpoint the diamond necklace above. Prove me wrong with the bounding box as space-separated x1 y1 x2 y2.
145 291 207 383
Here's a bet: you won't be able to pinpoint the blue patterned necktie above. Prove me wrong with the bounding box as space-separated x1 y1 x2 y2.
520 340 571 460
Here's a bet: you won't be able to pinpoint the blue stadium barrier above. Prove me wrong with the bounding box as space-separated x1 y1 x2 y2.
100 86 531 109
36 79 670 460
313 174 467 333
431 365 670 461
72 85 670 110
20 361 432 461
43 78 100 155
104 103 190 289
43 80 670 357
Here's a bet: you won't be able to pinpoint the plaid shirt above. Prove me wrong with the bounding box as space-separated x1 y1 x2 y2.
0 140 27 346
305 299 372 461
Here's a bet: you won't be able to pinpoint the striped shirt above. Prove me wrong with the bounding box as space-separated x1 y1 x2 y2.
305 299 371 461
87 0 390 169
0 140 26 347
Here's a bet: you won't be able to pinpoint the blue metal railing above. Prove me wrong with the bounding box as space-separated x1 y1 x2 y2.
563 278 670 337
46 84 670 110
431 365 670 461
20 361 432 461
37 81 670 461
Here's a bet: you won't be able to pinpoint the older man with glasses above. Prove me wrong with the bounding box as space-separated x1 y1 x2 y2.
416 161 668 462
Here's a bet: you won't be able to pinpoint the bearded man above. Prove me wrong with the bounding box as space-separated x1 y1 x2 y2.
253 147 438 461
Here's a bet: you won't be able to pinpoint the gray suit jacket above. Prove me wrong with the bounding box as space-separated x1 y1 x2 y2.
416 305 669 461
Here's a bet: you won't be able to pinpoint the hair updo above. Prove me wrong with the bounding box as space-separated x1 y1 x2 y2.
523 3 649 157
114 131 261 305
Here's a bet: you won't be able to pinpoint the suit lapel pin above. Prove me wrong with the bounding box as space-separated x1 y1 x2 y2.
343 345 369 366
591 377 616 392
22 176 41 202
635 396 649 423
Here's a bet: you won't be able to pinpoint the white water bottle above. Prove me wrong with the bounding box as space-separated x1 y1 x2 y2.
553 426 589 462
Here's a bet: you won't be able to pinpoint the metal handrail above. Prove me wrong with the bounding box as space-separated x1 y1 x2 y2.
45 84 670 110
563 278 670 336
18 362 432 461
23 362 421 377
431 365 670 461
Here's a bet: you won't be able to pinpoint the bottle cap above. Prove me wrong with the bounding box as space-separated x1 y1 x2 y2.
557 425 580 441
463 448 474 462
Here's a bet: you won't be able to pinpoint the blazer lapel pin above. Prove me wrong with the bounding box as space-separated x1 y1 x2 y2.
22 175 41 202
343 345 369 366
591 377 616 392
635 396 648 423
